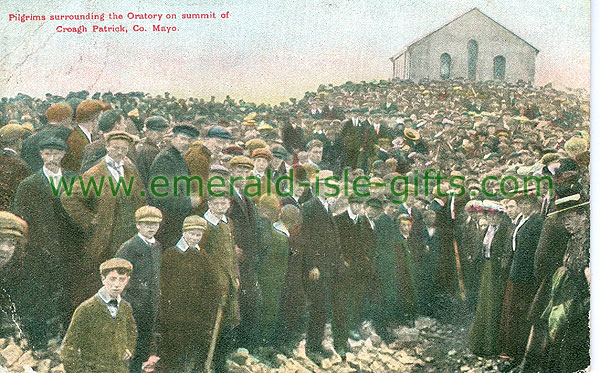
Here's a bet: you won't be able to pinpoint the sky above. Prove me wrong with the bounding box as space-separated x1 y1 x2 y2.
0 0 590 104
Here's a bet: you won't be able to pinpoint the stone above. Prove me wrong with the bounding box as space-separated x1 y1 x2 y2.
37 359 52 373
461 365 470 371
12 350 38 370
230 348 250 365
274 353 287 366
369 334 382 347
49 364 66 373
357 350 371 363
321 358 332 370
448 349 457 356
330 353 342 364
370 361 385 372
424 356 434 363
1 343 23 367
346 352 357 365
0 340 6 350
414 317 436 330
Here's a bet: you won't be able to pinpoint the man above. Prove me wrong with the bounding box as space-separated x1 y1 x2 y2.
184 139 211 213
248 148 276 203
80 109 137 173
137 116 169 189
62 99 106 171
227 155 260 350
9 137 81 346
0 123 31 210
280 118 306 154
148 124 200 248
499 193 543 360
61 258 137 373
334 195 375 343
21 102 74 171
280 164 311 208
340 113 376 172
62 130 146 309
298 170 345 362
116 206 163 373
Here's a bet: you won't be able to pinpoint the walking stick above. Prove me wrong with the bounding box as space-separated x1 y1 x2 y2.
453 238 467 301
205 295 228 373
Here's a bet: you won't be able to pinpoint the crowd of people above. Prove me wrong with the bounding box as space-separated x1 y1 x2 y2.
0 77 590 373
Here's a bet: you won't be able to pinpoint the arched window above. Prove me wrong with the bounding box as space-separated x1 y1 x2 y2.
468 40 478 80
440 53 451 79
493 55 506 80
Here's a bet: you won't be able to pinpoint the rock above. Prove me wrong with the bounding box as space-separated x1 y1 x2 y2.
1 343 23 367
370 360 385 372
448 349 457 356
460 365 470 371
230 348 250 365
414 317 436 330
49 364 66 373
13 350 38 369
37 359 52 373
393 326 420 344
358 361 372 372
274 353 287 366
346 352 357 365
321 358 332 369
330 353 342 364
0 340 6 350
357 350 370 363
369 334 382 347
424 356 434 363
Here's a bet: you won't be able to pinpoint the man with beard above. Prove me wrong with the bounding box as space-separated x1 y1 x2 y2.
9 137 80 347
148 125 200 248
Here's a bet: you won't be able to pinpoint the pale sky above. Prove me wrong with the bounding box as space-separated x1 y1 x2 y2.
0 0 590 104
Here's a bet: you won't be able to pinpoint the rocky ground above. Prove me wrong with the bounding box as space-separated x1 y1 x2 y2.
0 316 589 372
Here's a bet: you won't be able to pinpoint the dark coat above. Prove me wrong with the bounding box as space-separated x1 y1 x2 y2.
148 146 192 248
509 214 544 283
136 140 160 189
0 150 31 210
61 126 91 172
116 235 161 311
281 123 306 154
340 119 376 172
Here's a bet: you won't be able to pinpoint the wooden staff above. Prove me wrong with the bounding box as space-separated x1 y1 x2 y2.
205 295 227 373
453 237 467 301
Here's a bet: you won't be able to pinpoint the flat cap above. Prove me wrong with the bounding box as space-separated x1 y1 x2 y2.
145 116 168 131
0 124 30 141
100 258 133 273
173 125 200 138
183 215 208 231
207 127 232 140
0 211 27 238
76 100 107 123
210 164 230 176
98 109 124 132
224 145 244 155
251 148 273 161
245 138 267 153
271 145 290 160
39 137 67 152
105 130 135 144
135 206 163 223
404 128 420 141
397 213 412 223
229 156 254 169
306 139 323 150
46 103 73 122
258 194 280 212
348 194 364 204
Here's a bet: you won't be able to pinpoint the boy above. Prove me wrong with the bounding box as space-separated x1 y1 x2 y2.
116 205 163 373
61 258 137 373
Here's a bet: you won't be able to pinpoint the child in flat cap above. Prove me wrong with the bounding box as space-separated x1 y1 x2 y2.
116 205 163 373
61 258 137 373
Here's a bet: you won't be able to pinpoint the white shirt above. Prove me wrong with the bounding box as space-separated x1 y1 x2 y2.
347 207 359 224
175 237 200 253
2 148 18 157
78 125 92 143
42 166 63 188
96 286 121 318
204 210 228 226
137 233 156 246
367 217 376 230
252 170 265 179
317 196 329 214
105 155 124 180
428 227 436 238
512 215 531 252
273 221 290 237
352 117 359 127
482 224 499 259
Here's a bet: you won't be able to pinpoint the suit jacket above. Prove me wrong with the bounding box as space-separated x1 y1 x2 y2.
136 140 160 189
340 119 376 172
281 123 306 154
0 151 31 210
80 138 138 174
148 146 192 247
298 197 342 282
116 235 162 311
61 126 91 172
227 190 259 293
509 214 544 283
